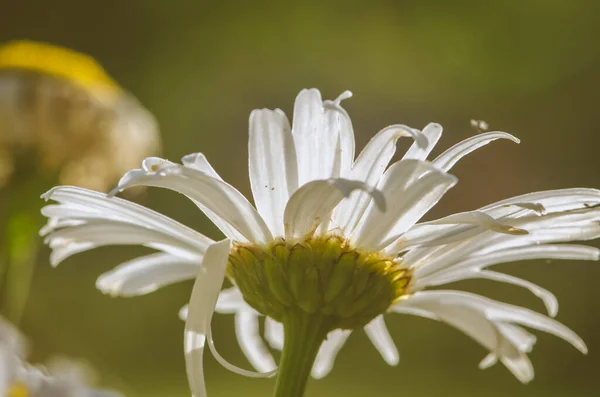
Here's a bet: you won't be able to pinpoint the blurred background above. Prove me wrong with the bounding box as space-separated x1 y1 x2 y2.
1 0 600 396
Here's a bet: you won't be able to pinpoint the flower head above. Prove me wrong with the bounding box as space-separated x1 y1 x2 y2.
0 316 122 397
41 89 599 395
0 40 160 190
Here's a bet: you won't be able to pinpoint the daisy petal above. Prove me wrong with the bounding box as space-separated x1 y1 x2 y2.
364 315 399 365
481 188 600 219
402 122 443 161
235 310 277 372
425 270 559 317
283 178 385 240
182 153 247 242
184 239 230 397
416 244 600 282
42 186 211 251
431 132 519 172
352 160 457 251
96 253 198 297
311 329 352 379
45 221 202 263
500 354 535 384
323 93 355 178
264 317 284 351
334 124 428 233
403 291 587 354
214 287 245 314
385 210 528 254
248 109 298 237
110 161 272 244
292 89 338 185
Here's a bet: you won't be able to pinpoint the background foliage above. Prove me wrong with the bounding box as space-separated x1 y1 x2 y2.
1 1 599 396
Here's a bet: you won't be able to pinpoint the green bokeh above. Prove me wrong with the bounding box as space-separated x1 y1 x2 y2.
1 1 600 396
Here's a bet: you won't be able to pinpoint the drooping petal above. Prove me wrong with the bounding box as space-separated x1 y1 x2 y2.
96 253 198 297
182 153 248 242
42 186 212 251
311 329 352 379
45 221 203 262
283 178 385 240
235 310 277 373
184 239 230 397
264 317 284 351
431 132 519 172
420 269 559 317
391 292 549 383
214 286 245 314
248 109 298 237
352 160 457 251
364 316 399 365
401 122 443 161
399 291 587 354
110 161 273 244
334 124 428 233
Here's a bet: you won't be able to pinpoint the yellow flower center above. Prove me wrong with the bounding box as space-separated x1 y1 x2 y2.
227 234 412 329
8 382 29 397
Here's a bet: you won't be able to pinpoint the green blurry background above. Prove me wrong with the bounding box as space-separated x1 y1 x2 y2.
2 0 600 396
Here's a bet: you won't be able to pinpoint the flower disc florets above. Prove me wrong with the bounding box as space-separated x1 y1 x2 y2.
227 234 412 330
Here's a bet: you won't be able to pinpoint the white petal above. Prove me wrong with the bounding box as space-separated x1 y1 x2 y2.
425 211 528 235
311 329 352 379
486 304 587 354
416 244 600 283
179 305 189 321
481 188 600 219
334 124 428 233
478 353 498 369
323 93 355 178
181 153 248 242
402 123 443 161
110 162 272 244
500 354 535 384
411 216 600 280
184 239 230 397
264 317 284 351
45 221 202 263
403 291 587 354
427 269 559 317
352 160 457 251
386 211 528 254
96 253 198 297
291 89 337 185
48 242 95 267
397 297 520 358
283 178 385 239
214 287 245 314
431 132 519 172
42 186 212 251
496 322 537 353
248 109 298 237
235 310 277 373
364 316 399 365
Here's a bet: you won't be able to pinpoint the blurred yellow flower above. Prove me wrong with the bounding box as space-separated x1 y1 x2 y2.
0 40 160 191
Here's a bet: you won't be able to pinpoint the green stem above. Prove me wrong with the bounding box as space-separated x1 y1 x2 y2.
274 310 331 397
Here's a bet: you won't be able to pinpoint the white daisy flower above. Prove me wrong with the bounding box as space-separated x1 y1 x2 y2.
0 316 122 397
41 89 599 396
